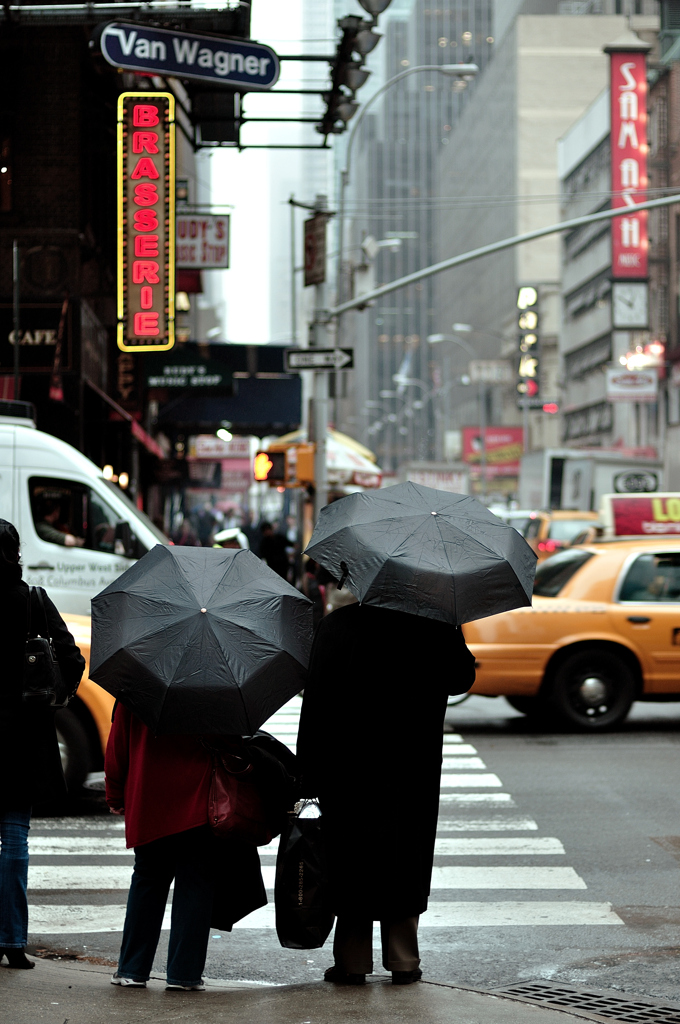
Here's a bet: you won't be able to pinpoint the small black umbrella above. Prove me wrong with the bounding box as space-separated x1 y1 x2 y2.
90 546 313 735
305 482 536 625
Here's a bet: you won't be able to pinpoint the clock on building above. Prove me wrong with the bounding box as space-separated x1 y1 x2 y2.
612 282 648 329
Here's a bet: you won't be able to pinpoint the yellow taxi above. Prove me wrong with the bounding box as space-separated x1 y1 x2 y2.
57 615 115 791
523 509 602 561
463 539 680 730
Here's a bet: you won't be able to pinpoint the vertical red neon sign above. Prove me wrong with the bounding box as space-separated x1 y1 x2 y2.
117 92 175 351
610 50 648 278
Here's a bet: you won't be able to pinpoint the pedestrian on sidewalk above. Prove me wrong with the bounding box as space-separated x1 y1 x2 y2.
105 703 267 991
296 600 476 986
0 519 85 970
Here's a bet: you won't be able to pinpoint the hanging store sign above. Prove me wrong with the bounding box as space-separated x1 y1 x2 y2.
606 366 657 403
117 92 175 353
99 23 280 90
609 49 649 278
176 215 229 269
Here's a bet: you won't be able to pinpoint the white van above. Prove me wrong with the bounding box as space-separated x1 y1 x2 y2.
0 402 168 613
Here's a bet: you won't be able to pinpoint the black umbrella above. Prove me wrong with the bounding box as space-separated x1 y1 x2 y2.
305 482 536 625
90 546 313 735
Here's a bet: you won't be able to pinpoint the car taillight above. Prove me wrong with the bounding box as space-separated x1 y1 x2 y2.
538 540 563 553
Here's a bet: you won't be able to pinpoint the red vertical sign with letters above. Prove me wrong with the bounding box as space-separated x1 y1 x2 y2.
610 51 648 279
117 92 175 352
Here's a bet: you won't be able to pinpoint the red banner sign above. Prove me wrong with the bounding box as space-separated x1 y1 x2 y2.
611 495 680 535
462 427 524 478
117 92 175 352
610 51 648 278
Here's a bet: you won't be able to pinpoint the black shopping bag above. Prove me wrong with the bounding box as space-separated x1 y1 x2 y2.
274 799 334 950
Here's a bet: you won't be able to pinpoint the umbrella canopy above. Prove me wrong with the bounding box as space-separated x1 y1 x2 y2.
90 546 313 735
305 482 537 626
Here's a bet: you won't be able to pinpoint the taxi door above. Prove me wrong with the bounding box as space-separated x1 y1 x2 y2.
608 550 680 693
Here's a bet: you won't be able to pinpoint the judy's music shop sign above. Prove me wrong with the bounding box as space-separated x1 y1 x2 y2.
117 92 176 352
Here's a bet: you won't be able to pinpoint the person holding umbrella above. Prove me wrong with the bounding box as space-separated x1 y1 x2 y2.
93 545 312 991
296 482 536 986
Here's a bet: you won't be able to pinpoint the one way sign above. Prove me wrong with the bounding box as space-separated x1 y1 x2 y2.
285 348 354 371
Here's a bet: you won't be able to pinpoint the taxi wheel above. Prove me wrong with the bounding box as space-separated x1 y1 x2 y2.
547 649 635 730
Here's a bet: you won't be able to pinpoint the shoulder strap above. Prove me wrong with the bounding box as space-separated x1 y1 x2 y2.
33 586 51 640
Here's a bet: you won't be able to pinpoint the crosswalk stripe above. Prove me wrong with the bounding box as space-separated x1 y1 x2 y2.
441 757 487 769
439 793 515 805
30 838 129 856
434 837 565 855
430 866 586 889
442 735 464 743
436 817 538 832
26 900 622 934
32 818 125 832
441 745 478 755
440 774 502 787
27 864 279 891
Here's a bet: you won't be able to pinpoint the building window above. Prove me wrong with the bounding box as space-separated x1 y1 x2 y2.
0 138 11 213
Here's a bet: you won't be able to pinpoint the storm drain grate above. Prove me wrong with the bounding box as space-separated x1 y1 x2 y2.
494 982 680 1023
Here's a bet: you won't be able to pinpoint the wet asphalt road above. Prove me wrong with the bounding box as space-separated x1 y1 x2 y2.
25 697 680 1003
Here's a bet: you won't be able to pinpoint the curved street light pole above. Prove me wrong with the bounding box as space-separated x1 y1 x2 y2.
335 63 479 310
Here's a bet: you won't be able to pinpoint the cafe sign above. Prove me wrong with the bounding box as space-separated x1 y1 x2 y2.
117 92 175 353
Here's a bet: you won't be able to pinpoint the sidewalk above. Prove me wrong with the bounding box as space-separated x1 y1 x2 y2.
0 957 595 1024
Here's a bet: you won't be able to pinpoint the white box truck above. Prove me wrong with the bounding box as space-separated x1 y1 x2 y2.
519 447 663 512
0 401 168 614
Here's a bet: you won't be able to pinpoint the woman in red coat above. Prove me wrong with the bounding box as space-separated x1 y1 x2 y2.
105 703 266 990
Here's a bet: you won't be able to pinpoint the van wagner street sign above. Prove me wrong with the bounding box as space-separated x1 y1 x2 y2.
98 23 280 90
285 349 354 371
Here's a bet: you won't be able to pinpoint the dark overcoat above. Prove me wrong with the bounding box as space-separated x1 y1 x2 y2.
0 579 85 809
296 602 476 921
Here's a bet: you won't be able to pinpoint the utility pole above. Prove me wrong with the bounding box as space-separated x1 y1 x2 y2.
12 240 20 399
310 195 330 521
289 196 297 346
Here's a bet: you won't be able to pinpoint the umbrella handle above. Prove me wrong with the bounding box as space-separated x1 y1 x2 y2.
216 753 253 777
338 561 349 591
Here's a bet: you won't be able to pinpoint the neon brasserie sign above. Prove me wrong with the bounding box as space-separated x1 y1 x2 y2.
117 92 175 351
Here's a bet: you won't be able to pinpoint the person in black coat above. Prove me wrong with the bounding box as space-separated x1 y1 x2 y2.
0 520 85 969
296 600 476 986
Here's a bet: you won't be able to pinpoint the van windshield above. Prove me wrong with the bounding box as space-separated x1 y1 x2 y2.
103 480 169 545
533 549 594 597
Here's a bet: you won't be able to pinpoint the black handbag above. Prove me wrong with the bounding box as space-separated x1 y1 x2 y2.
22 587 74 709
274 798 334 950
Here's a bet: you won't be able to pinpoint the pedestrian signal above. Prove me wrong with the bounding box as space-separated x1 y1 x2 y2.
254 451 285 483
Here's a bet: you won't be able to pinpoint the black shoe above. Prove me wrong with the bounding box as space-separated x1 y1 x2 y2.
392 968 422 985
324 965 366 985
1 948 34 970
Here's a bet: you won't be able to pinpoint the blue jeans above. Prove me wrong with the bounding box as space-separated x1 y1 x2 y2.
0 809 31 948
117 826 217 987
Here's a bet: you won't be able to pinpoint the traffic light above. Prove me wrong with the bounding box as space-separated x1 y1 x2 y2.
254 451 285 484
516 286 539 401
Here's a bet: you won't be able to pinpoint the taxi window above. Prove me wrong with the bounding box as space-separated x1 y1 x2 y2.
29 477 148 557
533 549 594 597
507 516 531 535
548 520 597 543
619 553 680 603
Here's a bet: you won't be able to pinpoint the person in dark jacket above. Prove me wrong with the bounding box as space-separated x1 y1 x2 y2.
0 519 85 969
296 601 476 986
105 704 267 990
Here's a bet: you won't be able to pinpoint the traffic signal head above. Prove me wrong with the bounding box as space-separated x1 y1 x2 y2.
254 451 285 484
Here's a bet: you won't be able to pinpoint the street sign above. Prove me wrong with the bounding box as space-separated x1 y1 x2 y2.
285 348 354 371
303 215 327 286
98 23 280 90
469 360 513 384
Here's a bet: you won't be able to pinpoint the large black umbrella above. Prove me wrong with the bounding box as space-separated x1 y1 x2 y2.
90 546 313 735
305 482 536 625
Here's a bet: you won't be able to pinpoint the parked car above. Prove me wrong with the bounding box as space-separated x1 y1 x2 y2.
463 539 680 730
523 509 601 561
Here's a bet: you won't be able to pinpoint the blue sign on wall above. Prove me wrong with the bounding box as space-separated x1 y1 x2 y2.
98 22 280 89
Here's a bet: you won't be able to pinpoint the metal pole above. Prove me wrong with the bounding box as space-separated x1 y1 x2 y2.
290 196 297 345
523 399 529 454
479 383 487 503
12 240 20 399
330 192 680 318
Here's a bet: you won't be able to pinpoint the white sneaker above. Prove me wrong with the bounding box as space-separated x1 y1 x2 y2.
111 973 146 987
166 982 206 991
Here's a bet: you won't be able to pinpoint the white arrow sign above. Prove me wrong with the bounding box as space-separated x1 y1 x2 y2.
285 348 354 371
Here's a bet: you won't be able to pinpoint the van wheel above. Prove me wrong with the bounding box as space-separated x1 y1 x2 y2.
55 708 91 792
546 649 635 731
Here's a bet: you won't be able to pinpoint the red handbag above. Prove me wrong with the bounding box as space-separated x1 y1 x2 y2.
208 750 273 847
